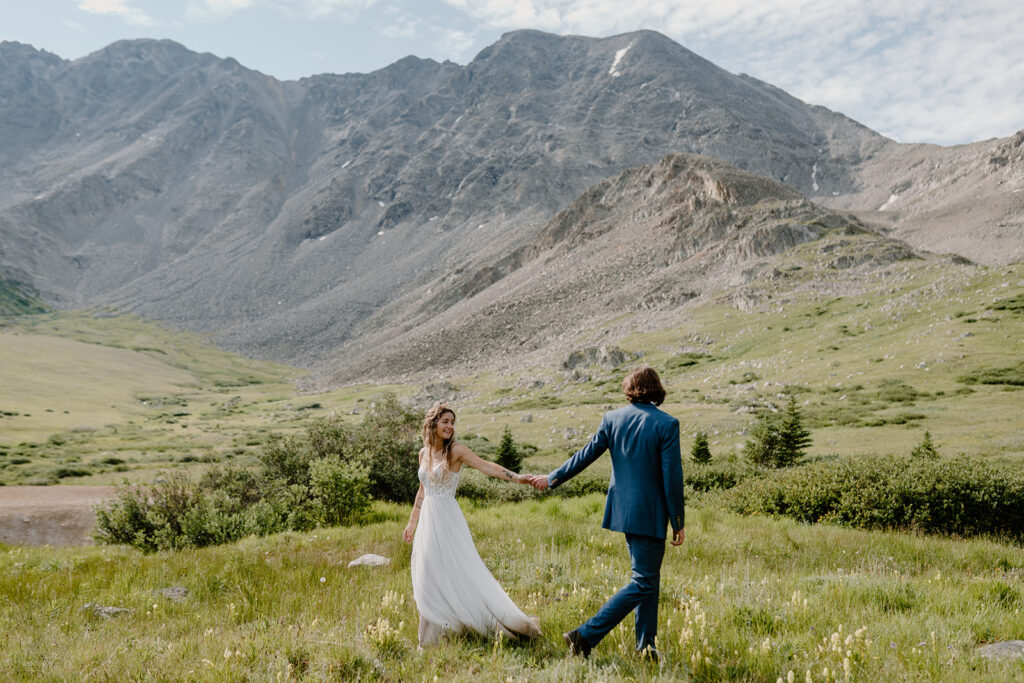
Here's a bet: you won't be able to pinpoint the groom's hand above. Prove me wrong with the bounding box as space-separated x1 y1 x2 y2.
671 528 684 546
529 475 549 491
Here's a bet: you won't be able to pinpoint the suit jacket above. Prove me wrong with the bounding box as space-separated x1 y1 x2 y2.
547 402 684 539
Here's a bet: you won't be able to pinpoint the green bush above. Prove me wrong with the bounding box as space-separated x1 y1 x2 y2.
722 455 1024 541
350 394 420 504
957 363 1024 386
309 456 370 526
456 469 607 505
686 460 753 496
95 394 420 552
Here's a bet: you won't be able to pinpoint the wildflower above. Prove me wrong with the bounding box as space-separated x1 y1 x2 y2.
787 671 795 683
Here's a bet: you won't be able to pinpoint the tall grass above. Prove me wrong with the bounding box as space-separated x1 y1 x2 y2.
2 496 1022 680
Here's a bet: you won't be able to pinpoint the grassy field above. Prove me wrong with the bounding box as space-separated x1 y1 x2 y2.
0 311 408 485
2 495 1022 680
1 251 1022 486
1 246 1023 679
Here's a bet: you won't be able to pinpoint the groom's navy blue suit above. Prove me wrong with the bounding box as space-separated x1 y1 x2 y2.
548 401 685 652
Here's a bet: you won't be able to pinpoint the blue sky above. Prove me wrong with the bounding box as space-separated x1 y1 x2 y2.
2 0 1022 146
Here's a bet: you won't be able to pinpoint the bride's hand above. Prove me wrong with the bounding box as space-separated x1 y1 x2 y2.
512 473 532 485
402 523 415 543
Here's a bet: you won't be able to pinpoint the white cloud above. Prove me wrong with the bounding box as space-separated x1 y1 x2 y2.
77 0 156 26
441 0 1024 144
188 0 376 20
379 8 418 39
301 0 379 20
434 28 477 62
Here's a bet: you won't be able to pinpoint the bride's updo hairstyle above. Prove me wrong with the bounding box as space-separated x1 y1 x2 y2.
422 404 456 465
622 366 667 406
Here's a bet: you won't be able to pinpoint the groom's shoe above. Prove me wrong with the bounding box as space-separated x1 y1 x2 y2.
563 629 592 658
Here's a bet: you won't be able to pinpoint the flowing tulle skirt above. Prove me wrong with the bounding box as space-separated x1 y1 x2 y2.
411 494 540 644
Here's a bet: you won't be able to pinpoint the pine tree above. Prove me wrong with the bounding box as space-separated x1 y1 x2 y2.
778 395 811 467
744 396 810 468
691 431 712 464
910 431 939 459
495 426 523 473
744 417 784 468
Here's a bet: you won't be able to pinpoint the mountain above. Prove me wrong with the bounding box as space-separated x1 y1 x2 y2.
820 130 1024 264
320 152 920 384
0 30 1019 379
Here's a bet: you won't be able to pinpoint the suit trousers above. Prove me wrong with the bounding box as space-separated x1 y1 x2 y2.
577 533 666 651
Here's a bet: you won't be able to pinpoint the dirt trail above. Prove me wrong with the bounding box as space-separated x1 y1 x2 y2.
0 486 118 546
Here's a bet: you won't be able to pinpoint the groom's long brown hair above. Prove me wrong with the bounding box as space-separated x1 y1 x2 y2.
422 404 456 467
622 366 667 405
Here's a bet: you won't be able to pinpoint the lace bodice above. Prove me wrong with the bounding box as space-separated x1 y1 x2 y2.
419 460 460 498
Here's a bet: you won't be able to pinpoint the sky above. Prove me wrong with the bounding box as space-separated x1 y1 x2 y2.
2 0 1022 146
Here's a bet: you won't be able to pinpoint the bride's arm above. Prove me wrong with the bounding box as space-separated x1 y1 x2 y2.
403 483 425 542
452 444 530 483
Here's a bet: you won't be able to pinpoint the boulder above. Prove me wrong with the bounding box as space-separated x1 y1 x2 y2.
348 553 390 568
977 641 1024 660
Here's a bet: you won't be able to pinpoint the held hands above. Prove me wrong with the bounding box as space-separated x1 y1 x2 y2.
509 472 549 491
526 474 549 492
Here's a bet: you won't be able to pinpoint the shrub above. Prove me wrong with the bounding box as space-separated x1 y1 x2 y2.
691 431 712 464
876 378 920 403
457 469 607 505
350 394 421 504
957 363 1024 386
686 460 753 496
95 393 422 551
309 456 370 526
744 418 784 467
495 426 523 473
723 455 1024 541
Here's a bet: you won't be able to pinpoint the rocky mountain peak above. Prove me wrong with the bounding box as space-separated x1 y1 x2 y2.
0 30 1015 377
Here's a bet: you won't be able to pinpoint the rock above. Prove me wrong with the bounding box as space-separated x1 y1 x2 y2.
83 602 132 618
977 641 1024 660
520 414 533 423
348 553 390 568
562 346 638 371
155 586 189 602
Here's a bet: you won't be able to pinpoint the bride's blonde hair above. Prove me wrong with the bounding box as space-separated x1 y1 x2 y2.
422 404 456 466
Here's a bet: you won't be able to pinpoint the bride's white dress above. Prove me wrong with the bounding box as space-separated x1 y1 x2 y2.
411 459 541 644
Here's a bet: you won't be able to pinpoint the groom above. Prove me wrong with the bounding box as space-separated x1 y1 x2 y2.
529 365 684 658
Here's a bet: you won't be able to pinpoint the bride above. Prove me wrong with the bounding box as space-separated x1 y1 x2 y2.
402 404 542 646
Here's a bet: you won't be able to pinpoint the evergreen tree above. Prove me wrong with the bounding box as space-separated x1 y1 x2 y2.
691 431 712 464
910 431 939 459
495 426 523 473
744 417 784 468
778 395 812 467
744 396 810 468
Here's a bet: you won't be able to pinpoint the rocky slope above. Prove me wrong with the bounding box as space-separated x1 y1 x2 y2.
821 130 1024 265
0 31 889 364
318 153 918 384
0 30 1018 380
